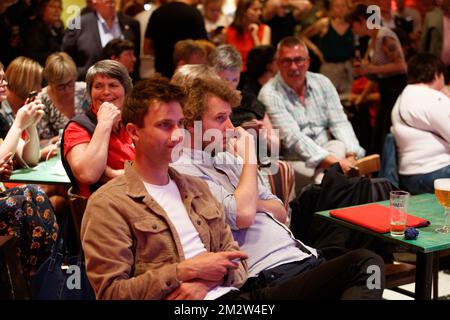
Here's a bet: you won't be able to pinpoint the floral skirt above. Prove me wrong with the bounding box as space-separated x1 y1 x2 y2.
0 185 58 279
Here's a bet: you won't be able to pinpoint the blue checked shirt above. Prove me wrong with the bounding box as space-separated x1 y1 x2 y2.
259 72 365 168
171 148 317 278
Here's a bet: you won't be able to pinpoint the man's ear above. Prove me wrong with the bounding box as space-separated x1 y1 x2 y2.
126 122 139 141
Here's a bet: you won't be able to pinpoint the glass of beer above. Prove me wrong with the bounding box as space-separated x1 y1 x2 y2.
390 191 409 237
434 178 450 234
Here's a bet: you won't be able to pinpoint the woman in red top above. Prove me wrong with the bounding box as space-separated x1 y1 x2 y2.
63 60 135 197
225 0 271 69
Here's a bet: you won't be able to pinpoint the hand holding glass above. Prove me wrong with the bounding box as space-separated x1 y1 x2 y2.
434 179 450 234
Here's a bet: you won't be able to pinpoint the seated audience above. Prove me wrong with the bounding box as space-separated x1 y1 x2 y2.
391 53 450 194
173 39 207 70
62 60 135 198
1 58 69 214
0 61 44 168
171 75 384 299
100 39 138 77
0 62 57 282
0 57 53 164
208 45 279 166
81 76 384 300
81 76 247 300
225 0 271 69
38 52 90 142
258 37 365 194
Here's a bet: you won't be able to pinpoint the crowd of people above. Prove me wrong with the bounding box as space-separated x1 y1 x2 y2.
0 0 449 301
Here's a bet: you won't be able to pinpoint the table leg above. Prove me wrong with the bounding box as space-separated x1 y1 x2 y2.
415 252 434 300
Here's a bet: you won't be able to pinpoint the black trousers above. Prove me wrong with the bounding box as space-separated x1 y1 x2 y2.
220 249 385 300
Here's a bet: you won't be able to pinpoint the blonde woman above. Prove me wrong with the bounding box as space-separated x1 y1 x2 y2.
0 61 57 282
1 58 69 214
37 52 90 142
0 58 45 167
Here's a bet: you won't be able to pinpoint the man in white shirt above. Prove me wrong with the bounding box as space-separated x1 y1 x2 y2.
82 75 385 300
81 76 248 300
171 73 385 299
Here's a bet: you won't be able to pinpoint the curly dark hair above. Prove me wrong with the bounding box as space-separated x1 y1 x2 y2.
182 77 241 128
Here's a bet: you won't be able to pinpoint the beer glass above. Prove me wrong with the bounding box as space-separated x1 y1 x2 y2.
390 191 409 237
434 178 450 234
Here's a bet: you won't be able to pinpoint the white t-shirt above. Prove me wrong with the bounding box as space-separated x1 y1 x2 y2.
391 84 450 175
144 178 236 300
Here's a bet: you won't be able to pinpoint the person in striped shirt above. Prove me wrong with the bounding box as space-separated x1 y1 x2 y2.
258 36 365 194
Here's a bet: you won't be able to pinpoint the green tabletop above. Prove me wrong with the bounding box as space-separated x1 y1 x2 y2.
316 193 450 253
5 155 70 185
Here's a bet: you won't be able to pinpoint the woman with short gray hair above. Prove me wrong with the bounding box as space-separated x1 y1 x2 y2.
85 59 133 99
62 59 135 198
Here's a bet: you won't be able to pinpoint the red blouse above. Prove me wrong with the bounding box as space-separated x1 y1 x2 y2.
225 24 268 70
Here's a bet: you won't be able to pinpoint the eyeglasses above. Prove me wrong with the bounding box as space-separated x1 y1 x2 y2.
54 79 75 91
279 56 309 67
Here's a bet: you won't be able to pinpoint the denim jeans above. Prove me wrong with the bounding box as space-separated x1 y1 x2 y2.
400 164 450 194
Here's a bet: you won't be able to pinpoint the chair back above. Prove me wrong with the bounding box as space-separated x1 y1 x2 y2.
266 160 295 211
67 187 88 245
354 154 381 177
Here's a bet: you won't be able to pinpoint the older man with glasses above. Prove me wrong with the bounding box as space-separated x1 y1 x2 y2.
258 36 365 194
